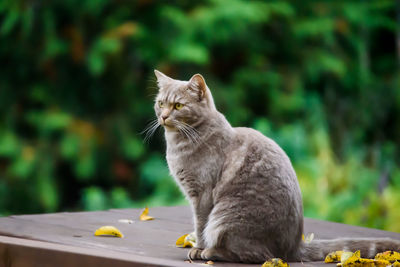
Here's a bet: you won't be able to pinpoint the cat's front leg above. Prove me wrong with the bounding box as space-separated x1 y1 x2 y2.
193 213 207 249
191 191 213 249
188 195 211 261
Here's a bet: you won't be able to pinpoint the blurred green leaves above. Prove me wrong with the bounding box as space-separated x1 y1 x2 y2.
26 110 72 135
122 136 144 160
0 0 399 233
0 131 19 157
82 187 108 211
88 38 121 75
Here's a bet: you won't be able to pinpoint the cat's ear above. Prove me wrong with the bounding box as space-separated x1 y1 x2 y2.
188 74 207 99
154 70 173 88
188 74 216 110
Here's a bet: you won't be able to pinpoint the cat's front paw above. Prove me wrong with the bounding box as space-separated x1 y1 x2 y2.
200 248 227 261
188 247 203 260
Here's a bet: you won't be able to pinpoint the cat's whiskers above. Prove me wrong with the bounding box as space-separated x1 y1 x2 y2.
174 120 211 150
181 127 198 145
172 121 199 145
147 92 159 97
173 122 197 144
141 119 160 143
180 122 205 144
181 125 201 145
179 121 201 136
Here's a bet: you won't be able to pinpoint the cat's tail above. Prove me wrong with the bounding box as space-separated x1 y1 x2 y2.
295 238 400 261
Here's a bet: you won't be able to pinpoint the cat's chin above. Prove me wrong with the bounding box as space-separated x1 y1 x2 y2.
163 125 177 132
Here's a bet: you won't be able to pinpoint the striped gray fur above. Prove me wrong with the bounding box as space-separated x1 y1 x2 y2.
152 70 400 263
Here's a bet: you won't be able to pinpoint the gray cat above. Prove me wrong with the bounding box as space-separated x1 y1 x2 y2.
150 70 400 263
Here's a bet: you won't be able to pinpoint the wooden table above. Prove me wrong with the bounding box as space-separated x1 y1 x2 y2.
0 206 399 267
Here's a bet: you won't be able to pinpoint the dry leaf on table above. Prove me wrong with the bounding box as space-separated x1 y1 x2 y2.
118 219 134 224
261 258 289 267
140 206 154 221
302 233 314 243
325 251 350 263
336 250 390 267
176 232 196 248
374 251 400 263
94 225 124 238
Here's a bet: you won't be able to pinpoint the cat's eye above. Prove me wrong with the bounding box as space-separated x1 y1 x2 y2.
174 103 184 110
158 101 164 108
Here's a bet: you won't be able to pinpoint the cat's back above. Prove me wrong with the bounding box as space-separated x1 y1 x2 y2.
220 126 300 197
232 127 289 162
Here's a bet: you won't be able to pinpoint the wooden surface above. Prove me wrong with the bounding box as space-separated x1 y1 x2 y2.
0 206 399 267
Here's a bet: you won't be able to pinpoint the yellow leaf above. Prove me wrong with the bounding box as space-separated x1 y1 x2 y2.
372 259 391 267
185 232 196 245
337 250 391 267
206 260 214 265
341 258 390 267
325 251 345 263
303 233 314 243
94 225 124 238
341 251 358 264
176 232 196 248
140 206 154 221
176 234 189 247
393 261 400 267
374 251 400 263
261 258 290 267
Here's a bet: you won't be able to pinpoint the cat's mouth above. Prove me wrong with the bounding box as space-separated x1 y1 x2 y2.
160 118 176 131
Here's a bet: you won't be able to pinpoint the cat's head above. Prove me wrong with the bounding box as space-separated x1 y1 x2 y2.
154 70 216 131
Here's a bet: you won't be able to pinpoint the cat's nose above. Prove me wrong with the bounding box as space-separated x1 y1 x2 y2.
161 114 169 121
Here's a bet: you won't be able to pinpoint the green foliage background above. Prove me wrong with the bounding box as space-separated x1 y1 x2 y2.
1 0 400 232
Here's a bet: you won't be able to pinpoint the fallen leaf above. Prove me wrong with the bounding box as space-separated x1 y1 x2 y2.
176 234 189 247
340 251 357 264
261 258 290 267
393 261 400 267
118 219 134 224
186 232 197 245
336 250 391 267
302 233 314 243
339 258 390 267
176 232 196 248
140 206 154 221
206 260 214 265
373 259 391 267
94 225 124 238
374 251 400 263
325 251 346 263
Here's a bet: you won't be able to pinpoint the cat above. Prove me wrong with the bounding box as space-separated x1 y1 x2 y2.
150 69 400 263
